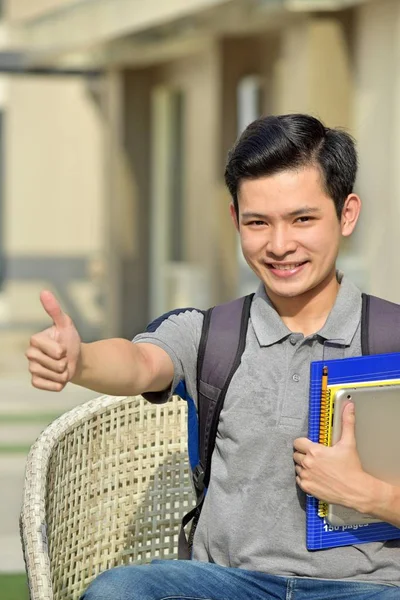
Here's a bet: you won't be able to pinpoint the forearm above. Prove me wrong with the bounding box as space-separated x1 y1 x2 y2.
355 476 400 529
72 339 154 396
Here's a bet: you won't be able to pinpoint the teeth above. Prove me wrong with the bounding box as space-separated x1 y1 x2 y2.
271 263 302 271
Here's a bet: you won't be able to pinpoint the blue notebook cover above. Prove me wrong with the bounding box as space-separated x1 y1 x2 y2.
307 352 400 550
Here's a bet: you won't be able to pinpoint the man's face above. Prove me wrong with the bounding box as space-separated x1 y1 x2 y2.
231 166 355 304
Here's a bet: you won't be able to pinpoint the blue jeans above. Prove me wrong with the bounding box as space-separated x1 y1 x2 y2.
80 559 399 599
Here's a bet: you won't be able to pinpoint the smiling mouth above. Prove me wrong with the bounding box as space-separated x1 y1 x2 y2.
267 262 308 271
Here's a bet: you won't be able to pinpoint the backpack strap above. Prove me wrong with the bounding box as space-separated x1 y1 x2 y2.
178 293 254 559
361 293 400 355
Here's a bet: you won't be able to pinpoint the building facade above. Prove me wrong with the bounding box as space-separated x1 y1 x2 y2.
1 0 399 339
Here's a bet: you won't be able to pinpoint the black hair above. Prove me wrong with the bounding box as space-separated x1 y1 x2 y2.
224 114 358 219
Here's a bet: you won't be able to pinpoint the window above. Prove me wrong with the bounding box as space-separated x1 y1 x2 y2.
150 87 186 317
168 90 184 263
237 75 262 133
236 76 262 296
0 112 4 291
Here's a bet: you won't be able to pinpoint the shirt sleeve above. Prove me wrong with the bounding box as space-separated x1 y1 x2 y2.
132 308 204 405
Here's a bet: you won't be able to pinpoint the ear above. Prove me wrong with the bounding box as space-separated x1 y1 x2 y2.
230 203 240 232
341 194 361 237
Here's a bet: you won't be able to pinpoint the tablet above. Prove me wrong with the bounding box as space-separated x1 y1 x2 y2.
326 385 400 527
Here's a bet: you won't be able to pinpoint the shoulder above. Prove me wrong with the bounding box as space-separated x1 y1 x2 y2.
145 307 205 334
143 294 253 338
362 293 400 323
361 293 400 355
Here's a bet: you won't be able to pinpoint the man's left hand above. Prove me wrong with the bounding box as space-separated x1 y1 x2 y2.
293 402 373 510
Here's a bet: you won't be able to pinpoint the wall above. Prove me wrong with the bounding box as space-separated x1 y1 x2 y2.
5 0 76 20
2 75 105 338
119 68 153 337
353 0 400 300
275 13 353 129
220 35 281 301
110 44 222 333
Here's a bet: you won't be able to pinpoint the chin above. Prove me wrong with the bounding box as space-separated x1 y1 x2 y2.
264 281 314 299
270 288 308 299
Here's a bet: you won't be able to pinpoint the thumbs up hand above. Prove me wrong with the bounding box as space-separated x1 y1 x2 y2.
25 291 82 391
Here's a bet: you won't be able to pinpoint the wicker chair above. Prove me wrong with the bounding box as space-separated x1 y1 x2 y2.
20 394 195 600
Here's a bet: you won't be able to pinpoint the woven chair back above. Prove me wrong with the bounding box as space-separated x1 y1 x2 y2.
22 395 194 600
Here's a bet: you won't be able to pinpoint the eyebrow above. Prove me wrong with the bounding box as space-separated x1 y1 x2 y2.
287 206 322 217
241 212 268 220
241 207 322 220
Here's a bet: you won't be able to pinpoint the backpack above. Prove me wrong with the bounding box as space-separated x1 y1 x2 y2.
177 292 400 559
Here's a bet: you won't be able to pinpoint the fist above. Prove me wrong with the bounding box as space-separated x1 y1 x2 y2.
25 291 82 391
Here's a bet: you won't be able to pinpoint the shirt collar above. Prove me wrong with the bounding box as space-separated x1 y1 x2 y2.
316 272 361 345
250 272 362 348
251 285 292 347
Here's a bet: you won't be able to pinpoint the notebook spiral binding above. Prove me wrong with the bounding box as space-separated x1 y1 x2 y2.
319 386 332 445
317 386 332 518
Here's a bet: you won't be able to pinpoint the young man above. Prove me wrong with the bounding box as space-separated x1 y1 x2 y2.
26 114 400 599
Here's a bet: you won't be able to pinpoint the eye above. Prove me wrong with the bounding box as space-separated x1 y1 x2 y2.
295 216 313 223
248 220 266 226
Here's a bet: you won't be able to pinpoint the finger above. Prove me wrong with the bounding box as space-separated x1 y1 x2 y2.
29 333 67 360
293 437 312 452
29 362 69 384
40 290 69 330
295 465 303 476
31 375 66 392
293 451 306 465
340 402 356 445
25 347 68 373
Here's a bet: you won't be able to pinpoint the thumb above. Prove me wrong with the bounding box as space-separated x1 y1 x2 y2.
340 401 356 445
40 290 69 329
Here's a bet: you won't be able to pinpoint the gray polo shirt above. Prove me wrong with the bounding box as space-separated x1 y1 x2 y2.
133 275 400 585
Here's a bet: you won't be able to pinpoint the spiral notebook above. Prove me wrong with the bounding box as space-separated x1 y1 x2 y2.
307 351 400 550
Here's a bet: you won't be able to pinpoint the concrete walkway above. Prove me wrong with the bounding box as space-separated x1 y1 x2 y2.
0 330 97 572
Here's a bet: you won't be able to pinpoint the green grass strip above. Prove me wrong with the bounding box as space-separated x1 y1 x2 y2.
0 413 61 424
0 573 29 600
0 445 31 455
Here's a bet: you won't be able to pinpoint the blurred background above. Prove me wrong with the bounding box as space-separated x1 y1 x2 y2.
0 0 399 597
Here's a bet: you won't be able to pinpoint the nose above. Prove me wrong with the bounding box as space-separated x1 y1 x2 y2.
266 225 297 258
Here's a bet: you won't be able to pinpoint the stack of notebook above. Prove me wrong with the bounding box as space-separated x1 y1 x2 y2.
307 352 400 550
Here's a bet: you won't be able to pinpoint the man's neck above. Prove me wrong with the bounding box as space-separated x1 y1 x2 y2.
266 271 340 337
